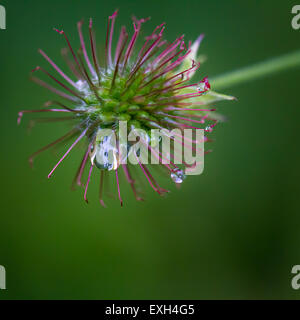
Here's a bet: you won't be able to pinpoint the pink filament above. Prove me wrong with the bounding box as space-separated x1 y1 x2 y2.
115 169 123 207
39 49 77 88
77 143 93 186
32 66 84 102
114 26 127 65
84 163 94 203
99 171 106 207
54 29 82 75
107 11 118 67
48 127 89 178
18 109 71 125
89 19 101 83
77 21 97 78
31 76 77 102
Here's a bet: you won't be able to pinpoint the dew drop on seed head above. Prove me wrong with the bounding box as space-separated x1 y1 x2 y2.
197 83 206 92
171 169 186 184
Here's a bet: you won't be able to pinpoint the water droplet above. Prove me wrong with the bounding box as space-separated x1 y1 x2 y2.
76 80 90 95
197 77 211 93
92 131 131 171
171 169 186 184
197 84 205 92
93 133 119 171
205 125 213 132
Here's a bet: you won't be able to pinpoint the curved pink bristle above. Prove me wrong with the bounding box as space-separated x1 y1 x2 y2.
38 49 77 88
77 143 93 187
17 108 71 125
84 163 94 204
99 171 107 208
115 26 127 65
88 19 101 84
48 127 89 179
54 28 82 72
115 169 123 207
77 20 97 78
32 66 85 102
28 129 77 168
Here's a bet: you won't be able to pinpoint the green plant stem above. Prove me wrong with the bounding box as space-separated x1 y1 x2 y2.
211 50 300 90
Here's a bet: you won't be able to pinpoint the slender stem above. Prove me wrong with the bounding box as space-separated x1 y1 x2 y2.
211 50 300 90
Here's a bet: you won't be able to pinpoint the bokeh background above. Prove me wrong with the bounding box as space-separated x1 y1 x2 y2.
0 0 300 300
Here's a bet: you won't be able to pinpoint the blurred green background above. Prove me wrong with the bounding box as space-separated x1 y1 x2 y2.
0 0 300 300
